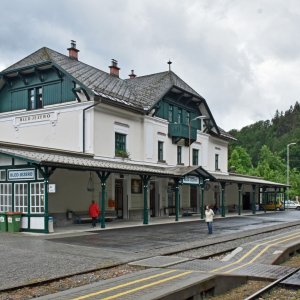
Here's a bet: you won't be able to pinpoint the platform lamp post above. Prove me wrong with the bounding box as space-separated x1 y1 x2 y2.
188 116 207 166
287 142 296 202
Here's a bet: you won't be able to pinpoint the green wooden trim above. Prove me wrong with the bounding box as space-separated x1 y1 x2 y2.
96 171 111 228
43 167 49 233
12 182 15 211
140 175 151 225
0 152 38 165
7 79 62 93
27 181 30 229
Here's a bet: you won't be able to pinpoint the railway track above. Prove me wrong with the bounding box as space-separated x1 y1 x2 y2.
1 223 300 299
244 267 300 300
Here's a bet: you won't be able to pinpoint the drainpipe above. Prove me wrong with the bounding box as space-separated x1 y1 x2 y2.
82 100 101 153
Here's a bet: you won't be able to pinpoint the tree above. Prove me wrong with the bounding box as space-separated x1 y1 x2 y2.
228 146 253 174
254 145 286 183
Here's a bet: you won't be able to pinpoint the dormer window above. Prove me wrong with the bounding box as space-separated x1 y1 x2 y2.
28 87 43 110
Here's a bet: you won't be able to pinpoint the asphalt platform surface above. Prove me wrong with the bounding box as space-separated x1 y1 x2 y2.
1 211 300 291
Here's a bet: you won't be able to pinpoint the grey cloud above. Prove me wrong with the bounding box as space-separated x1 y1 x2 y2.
1 0 299 130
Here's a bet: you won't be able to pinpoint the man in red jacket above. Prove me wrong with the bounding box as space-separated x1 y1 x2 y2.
89 200 100 227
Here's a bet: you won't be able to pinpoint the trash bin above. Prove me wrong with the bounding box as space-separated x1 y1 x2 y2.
0 213 7 232
7 212 22 233
48 216 54 233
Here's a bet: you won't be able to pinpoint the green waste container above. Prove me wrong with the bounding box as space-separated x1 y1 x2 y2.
0 213 7 232
7 212 22 233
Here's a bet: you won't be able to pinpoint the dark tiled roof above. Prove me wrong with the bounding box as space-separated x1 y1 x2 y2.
2 47 202 111
1 47 232 139
217 127 236 141
3 47 138 108
125 71 202 107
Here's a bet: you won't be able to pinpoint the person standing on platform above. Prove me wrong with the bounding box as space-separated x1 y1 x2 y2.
205 205 214 234
89 200 100 228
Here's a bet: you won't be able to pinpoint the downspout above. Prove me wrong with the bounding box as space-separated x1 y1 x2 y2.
82 100 101 153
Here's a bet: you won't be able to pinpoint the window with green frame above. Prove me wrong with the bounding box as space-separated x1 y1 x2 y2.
28 87 43 110
192 149 199 166
215 154 219 170
115 132 127 157
177 146 182 164
158 141 164 161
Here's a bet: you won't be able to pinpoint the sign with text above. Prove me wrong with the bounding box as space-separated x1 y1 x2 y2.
17 113 52 124
8 169 35 181
182 176 200 185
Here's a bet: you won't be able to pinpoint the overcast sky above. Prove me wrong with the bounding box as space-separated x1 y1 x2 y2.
1 0 299 131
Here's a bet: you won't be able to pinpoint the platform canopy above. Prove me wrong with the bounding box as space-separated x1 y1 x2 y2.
0 143 213 180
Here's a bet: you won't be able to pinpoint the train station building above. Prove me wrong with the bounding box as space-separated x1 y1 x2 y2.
0 42 287 233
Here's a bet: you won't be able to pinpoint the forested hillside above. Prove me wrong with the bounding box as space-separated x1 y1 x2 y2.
228 102 300 198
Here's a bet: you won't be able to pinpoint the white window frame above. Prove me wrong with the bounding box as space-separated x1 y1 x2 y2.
30 182 45 214
0 183 12 212
14 183 28 213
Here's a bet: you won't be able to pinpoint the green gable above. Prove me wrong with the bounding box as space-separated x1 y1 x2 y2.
0 68 75 113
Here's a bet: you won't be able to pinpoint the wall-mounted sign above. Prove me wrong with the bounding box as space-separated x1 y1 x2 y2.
14 112 58 128
17 113 52 124
48 184 56 193
8 169 35 181
182 176 200 185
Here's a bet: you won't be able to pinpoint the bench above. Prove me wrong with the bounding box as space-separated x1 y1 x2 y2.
74 211 117 224
182 208 197 217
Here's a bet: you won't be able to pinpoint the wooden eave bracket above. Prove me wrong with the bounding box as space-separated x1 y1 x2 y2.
17 72 29 85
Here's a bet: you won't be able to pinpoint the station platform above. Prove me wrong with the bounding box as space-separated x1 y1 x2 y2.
35 227 300 299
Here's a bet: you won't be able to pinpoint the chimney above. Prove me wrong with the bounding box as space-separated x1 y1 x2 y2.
109 59 120 77
128 70 136 79
67 40 79 60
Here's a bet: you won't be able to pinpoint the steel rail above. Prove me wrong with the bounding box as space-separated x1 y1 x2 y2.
244 267 300 300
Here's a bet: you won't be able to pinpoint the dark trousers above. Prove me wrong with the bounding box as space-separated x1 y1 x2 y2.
92 217 97 227
207 222 213 234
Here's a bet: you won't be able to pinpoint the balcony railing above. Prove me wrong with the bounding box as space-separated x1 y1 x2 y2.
168 123 197 144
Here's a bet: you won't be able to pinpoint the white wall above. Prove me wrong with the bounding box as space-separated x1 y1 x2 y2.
0 102 88 152
93 104 144 160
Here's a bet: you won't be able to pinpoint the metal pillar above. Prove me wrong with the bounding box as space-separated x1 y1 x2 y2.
221 182 226 217
200 179 205 219
37 166 56 234
238 183 242 216
283 187 287 210
274 187 278 211
44 167 49 233
252 184 256 214
140 175 151 225
96 171 111 228
175 178 180 222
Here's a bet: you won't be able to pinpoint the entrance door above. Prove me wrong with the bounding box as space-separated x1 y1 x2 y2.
115 179 123 218
243 192 251 210
190 186 197 212
167 183 175 215
150 181 155 217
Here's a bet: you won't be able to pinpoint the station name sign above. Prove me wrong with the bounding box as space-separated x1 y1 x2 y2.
17 113 52 124
8 169 36 181
182 176 200 185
